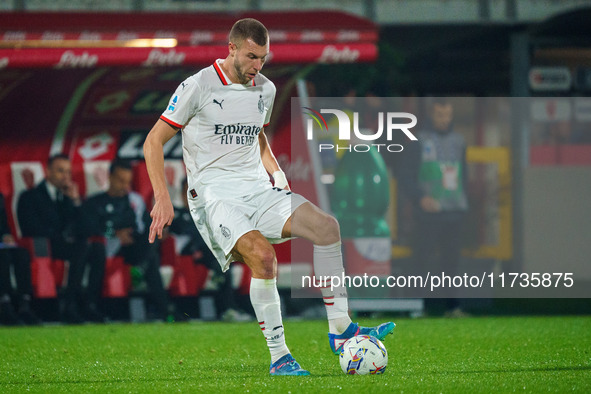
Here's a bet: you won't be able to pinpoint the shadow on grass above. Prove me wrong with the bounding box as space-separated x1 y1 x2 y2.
438 365 591 375
0 358 348 386
0 376 189 386
1 373 346 386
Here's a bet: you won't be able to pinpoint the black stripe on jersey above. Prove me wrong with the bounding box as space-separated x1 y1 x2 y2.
215 70 226 85
160 116 182 130
213 61 229 85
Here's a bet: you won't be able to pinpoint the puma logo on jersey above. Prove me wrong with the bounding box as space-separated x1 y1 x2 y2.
213 99 224 109
181 82 187 90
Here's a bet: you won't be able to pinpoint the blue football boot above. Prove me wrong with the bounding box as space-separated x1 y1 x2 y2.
269 354 311 376
328 321 395 355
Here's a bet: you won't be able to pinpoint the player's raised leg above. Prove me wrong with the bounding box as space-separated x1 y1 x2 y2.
232 230 310 376
283 202 395 354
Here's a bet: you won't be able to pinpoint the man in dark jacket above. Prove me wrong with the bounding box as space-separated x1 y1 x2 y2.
1 192 40 325
80 159 170 321
17 154 104 323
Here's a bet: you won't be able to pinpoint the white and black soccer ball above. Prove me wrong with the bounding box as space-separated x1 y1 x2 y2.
339 334 388 375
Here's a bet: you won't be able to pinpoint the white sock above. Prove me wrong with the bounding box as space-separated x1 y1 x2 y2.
250 277 290 363
314 242 352 334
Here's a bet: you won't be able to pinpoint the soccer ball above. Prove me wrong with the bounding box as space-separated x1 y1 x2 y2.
339 335 388 375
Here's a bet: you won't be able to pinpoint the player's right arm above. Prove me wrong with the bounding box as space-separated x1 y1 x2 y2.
144 75 199 243
143 119 179 243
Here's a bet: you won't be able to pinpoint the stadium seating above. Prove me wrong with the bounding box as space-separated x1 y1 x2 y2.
19 237 65 299
1 159 255 311
160 236 207 297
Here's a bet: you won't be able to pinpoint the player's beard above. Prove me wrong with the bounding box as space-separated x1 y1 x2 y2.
233 57 252 85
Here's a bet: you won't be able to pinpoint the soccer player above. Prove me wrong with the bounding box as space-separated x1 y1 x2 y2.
143 18 395 376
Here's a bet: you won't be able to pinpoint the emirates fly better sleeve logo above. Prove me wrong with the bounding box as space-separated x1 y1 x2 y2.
302 107 418 153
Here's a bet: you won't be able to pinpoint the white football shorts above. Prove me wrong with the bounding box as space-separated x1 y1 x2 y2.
187 187 308 272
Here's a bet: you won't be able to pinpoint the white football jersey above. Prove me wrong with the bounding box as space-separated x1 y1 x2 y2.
160 59 276 200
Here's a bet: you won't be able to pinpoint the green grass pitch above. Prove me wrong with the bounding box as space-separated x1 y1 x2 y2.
1 316 590 393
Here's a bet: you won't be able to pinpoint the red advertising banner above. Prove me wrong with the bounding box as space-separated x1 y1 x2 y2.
0 43 376 69
0 11 378 68
0 30 377 46
0 11 375 36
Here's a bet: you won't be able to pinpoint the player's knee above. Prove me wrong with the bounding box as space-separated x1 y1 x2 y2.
258 247 277 272
317 214 341 245
250 244 277 279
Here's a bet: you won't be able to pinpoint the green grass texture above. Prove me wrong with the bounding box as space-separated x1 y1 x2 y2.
1 316 590 393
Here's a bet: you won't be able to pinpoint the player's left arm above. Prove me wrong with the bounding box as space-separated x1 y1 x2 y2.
259 129 289 190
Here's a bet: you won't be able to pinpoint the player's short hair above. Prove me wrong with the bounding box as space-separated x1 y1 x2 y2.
109 159 132 175
47 153 69 167
229 18 269 47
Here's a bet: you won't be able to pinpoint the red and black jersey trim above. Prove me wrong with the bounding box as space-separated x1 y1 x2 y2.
213 61 229 85
160 115 183 129
263 122 270 128
213 61 257 87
